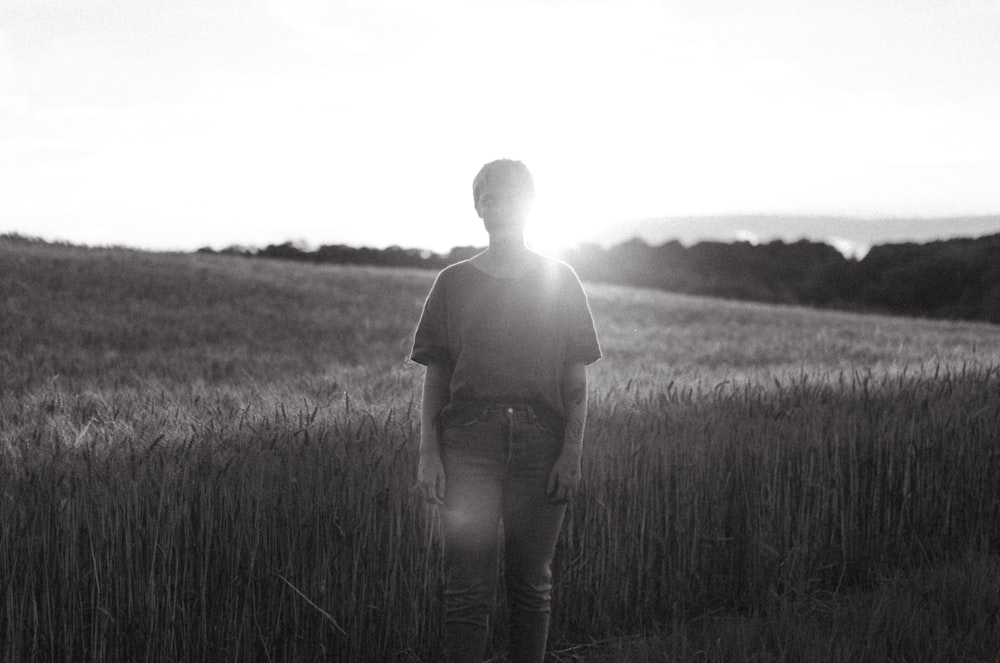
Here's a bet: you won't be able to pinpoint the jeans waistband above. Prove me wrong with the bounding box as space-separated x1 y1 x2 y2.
481 403 533 414
444 402 563 434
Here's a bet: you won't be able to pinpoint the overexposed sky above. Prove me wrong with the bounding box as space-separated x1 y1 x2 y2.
2 0 999 253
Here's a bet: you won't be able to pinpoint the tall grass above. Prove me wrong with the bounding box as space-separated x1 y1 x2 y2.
575 551 1000 662
2 238 1000 660
3 367 999 660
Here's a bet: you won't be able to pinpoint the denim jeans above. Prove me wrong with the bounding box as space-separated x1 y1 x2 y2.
439 403 566 663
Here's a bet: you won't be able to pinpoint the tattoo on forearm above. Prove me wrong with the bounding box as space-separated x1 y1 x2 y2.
564 416 585 444
561 364 587 447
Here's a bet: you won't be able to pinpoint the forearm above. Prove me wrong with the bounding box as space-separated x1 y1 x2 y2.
560 361 588 455
419 362 452 456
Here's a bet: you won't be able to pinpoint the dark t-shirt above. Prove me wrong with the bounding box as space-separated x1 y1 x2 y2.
410 256 602 428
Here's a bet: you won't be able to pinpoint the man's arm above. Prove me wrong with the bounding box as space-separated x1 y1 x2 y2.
560 360 588 455
547 360 587 504
417 361 452 504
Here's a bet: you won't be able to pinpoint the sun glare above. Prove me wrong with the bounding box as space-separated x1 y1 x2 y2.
525 197 594 256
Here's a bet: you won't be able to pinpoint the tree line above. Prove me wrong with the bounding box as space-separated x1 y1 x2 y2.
197 233 1000 324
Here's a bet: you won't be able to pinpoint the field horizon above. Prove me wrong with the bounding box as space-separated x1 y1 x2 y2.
2 237 1000 661
11 228 1000 327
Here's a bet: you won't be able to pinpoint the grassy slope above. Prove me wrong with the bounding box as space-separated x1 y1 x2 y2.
5 236 998 464
3 238 1000 662
4 236 999 396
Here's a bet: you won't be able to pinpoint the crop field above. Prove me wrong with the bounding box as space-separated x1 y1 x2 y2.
2 236 1000 662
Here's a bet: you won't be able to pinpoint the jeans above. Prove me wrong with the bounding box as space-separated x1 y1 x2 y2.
439 403 566 663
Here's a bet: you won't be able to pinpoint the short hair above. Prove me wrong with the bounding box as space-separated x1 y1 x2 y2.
472 159 535 211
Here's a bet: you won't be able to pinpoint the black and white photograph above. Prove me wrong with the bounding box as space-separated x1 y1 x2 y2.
2 1 1000 661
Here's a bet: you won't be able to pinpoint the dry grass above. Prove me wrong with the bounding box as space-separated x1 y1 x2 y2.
2 238 1000 661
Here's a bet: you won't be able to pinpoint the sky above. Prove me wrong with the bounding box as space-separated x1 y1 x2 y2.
2 0 999 256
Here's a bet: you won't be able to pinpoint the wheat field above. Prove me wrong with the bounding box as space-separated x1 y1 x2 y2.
2 237 1000 662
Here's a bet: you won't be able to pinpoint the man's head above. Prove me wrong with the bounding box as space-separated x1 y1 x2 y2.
472 159 535 236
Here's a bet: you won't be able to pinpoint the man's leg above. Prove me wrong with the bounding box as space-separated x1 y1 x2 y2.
441 434 504 663
502 429 566 663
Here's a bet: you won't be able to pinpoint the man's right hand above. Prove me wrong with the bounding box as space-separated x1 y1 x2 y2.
416 451 447 505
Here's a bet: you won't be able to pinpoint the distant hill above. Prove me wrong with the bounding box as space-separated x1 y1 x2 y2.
590 214 1000 259
3 233 998 400
191 230 1000 326
7 226 1000 326
562 233 1000 324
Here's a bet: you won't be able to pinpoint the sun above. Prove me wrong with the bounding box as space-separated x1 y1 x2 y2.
523 190 602 257
524 193 619 257
525 213 575 256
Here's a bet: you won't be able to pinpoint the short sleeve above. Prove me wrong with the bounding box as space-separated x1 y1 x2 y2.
410 271 451 366
563 268 602 365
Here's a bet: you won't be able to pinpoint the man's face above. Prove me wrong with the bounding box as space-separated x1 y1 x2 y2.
476 176 533 237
